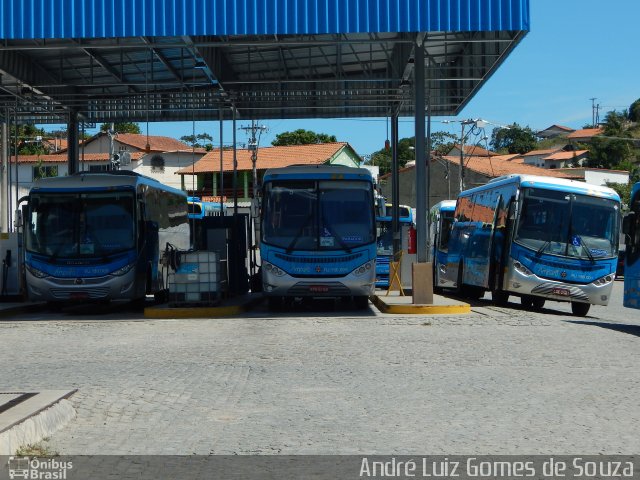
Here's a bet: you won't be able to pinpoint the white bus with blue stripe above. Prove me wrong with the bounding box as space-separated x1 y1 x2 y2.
260 165 376 309
441 175 620 316
24 171 190 304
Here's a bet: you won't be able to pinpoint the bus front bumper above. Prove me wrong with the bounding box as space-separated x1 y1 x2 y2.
262 267 375 298
504 261 615 306
26 269 138 302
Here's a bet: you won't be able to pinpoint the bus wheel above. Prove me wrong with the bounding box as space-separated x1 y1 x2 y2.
267 296 283 311
464 286 485 300
571 302 590 317
492 291 509 305
531 297 545 310
520 295 534 309
354 296 369 309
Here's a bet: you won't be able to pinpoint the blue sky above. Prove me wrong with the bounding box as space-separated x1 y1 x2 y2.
46 0 639 158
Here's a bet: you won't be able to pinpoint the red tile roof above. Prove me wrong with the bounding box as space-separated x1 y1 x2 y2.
522 148 563 157
442 154 578 179
176 142 355 175
567 127 603 139
543 150 589 161
452 144 496 157
115 133 192 152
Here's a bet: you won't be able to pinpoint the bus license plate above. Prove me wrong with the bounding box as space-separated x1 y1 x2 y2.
552 287 570 296
309 285 329 293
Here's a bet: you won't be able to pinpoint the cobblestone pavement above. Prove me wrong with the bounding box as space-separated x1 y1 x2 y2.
2 283 639 455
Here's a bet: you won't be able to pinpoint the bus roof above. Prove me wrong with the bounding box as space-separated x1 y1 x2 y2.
263 164 373 182
463 174 620 202
30 172 187 197
430 200 456 212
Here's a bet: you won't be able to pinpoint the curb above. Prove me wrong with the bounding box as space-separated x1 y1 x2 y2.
0 390 77 455
144 296 264 319
371 295 471 314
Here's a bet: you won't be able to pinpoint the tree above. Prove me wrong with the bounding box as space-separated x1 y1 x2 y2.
587 136 633 169
271 129 337 146
629 98 640 122
99 122 141 134
366 134 456 176
181 133 214 151
489 123 537 154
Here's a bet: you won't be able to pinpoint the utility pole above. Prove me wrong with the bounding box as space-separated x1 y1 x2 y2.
590 98 597 127
238 120 268 279
239 120 268 199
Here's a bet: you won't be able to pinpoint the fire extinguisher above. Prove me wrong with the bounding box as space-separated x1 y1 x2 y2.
408 225 417 254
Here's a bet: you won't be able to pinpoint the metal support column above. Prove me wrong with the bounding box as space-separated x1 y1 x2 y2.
1 120 7 233
67 111 80 175
414 37 427 263
391 113 400 256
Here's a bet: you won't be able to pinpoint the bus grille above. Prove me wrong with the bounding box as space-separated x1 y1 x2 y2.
531 283 590 302
288 282 351 296
275 252 363 264
50 288 111 299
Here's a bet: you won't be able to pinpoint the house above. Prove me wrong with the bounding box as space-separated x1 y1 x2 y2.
536 125 574 139
175 142 362 201
447 144 495 158
554 168 629 187
378 153 579 208
566 127 604 143
8 152 144 210
78 132 206 189
520 147 589 169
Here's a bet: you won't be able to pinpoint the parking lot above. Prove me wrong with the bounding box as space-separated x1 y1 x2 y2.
2 281 639 455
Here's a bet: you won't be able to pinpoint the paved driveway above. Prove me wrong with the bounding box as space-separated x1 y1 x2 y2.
2 282 639 454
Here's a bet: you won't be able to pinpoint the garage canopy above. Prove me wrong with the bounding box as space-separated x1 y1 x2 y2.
0 0 529 123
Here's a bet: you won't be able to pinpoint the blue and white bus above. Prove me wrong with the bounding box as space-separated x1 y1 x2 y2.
441 174 620 316
375 204 414 288
260 165 377 309
428 200 456 292
623 181 640 309
24 171 190 303
187 196 226 220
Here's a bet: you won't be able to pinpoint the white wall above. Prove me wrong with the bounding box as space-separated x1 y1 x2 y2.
131 151 205 189
584 170 629 187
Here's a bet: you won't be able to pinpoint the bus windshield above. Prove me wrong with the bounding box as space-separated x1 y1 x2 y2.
26 191 136 258
262 179 374 251
515 187 619 259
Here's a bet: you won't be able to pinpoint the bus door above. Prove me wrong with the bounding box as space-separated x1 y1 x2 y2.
462 193 494 288
623 187 640 309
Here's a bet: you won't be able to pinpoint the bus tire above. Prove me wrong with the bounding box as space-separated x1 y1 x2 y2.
531 297 545 310
520 295 534 309
571 302 590 317
267 296 283 311
492 291 509 305
354 295 369 309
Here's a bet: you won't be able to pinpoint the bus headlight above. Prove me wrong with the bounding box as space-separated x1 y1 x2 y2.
353 260 374 277
26 264 48 278
513 261 533 276
264 262 285 277
593 274 614 286
111 263 135 276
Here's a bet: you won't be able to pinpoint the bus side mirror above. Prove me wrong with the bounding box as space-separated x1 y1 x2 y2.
623 212 635 245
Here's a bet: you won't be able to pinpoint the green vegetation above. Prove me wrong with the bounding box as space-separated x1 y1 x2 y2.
99 122 141 134
490 123 537 154
180 132 214 150
271 129 337 146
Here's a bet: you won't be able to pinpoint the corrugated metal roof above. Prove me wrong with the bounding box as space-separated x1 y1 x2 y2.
0 0 529 40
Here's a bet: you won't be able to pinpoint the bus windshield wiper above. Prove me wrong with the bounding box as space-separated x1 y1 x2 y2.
286 213 314 254
576 235 595 263
536 239 551 256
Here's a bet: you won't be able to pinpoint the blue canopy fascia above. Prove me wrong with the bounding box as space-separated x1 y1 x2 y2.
1 0 529 40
